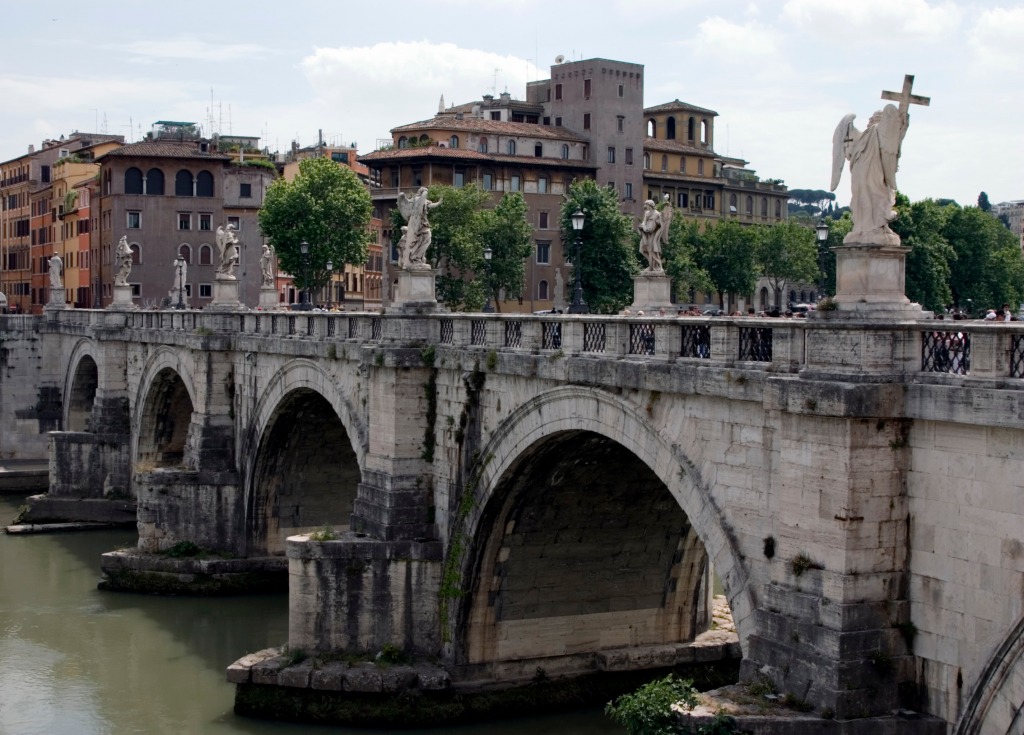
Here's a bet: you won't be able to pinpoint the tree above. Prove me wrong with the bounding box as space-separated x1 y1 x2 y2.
891 196 954 312
560 179 638 313
695 220 758 310
477 192 533 311
978 191 992 212
258 157 372 291
420 184 491 310
818 212 851 298
755 220 819 307
944 205 1024 311
662 217 713 304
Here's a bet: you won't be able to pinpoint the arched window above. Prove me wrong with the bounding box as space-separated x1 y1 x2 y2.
701 119 709 144
196 170 214 197
507 140 517 155
698 159 704 175
729 193 738 213
643 152 650 169
449 135 459 148
745 196 753 214
418 134 429 144
687 117 695 140
124 167 143 195
561 144 569 159
535 142 543 157
146 168 165 195
538 177 548 194
129 243 141 265
647 118 656 137
178 244 192 264
800 291 807 303
539 280 549 300
666 116 676 140
199 244 213 265
478 137 488 153
761 197 768 217
760 287 769 311
103 168 112 195
790 290 797 304
398 136 409 149
661 155 668 172
175 170 193 197
775 200 782 218
680 156 686 173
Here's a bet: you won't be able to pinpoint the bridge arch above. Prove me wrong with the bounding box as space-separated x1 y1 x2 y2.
242 360 366 556
450 386 754 668
62 338 100 432
955 614 1024 735
133 347 198 470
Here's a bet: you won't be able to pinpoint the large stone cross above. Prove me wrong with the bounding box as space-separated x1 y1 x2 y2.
881 74 930 117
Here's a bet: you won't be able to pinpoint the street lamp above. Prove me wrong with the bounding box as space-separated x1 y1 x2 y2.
325 260 333 307
568 209 588 314
294 240 313 311
482 246 495 313
815 218 830 298
174 255 185 310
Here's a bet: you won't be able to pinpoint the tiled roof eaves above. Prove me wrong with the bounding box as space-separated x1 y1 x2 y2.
643 139 719 156
390 116 587 141
359 147 597 170
97 143 231 162
644 99 719 116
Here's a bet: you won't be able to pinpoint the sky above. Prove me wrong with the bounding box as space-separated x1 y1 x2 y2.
1 0 1021 208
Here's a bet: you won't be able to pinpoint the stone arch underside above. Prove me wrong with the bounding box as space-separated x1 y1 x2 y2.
136 367 195 468
248 388 360 556
65 349 98 432
956 614 1024 735
452 387 754 674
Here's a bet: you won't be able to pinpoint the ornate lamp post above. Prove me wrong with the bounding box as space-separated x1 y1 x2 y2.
325 259 333 307
815 218 830 298
295 240 313 311
568 209 588 314
482 246 495 313
174 255 186 310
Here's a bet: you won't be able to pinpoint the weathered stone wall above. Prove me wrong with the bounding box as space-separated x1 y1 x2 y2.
0 316 53 459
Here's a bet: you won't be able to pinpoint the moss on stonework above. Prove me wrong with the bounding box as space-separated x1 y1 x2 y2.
98 569 287 596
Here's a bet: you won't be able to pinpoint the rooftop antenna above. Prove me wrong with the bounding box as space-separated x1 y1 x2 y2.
101 113 108 134
492 67 501 94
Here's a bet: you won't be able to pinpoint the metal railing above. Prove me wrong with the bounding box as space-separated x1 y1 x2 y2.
739 326 772 362
629 323 656 355
922 330 970 375
681 325 711 359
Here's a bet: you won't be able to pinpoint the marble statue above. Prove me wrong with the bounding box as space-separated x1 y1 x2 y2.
260 242 275 288
830 74 929 246
396 187 442 269
216 223 240 279
114 236 133 286
48 253 63 289
638 200 664 272
171 257 187 303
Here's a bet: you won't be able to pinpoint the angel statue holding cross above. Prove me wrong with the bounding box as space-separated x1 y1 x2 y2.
830 74 929 247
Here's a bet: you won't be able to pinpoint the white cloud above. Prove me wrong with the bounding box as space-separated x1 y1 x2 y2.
688 17 781 60
114 37 270 63
968 7 1024 69
782 0 962 42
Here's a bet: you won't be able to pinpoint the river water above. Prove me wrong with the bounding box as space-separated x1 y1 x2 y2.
0 495 619 735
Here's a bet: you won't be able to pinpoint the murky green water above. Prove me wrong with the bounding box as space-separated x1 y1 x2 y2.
0 495 619 735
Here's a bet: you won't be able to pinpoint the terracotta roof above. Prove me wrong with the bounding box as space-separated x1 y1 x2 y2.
644 99 719 117
97 142 231 162
391 116 587 141
359 146 597 170
644 138 718 157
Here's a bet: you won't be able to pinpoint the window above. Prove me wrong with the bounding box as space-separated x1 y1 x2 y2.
539 211 549 228
680 157 686 173
667 117 676 140
534 142 543 157
199 244 212 265
775 200 782 218
607 147 616 164
130 283 141 297
196 170 214 197
227 216 240 230
688 117 695 141
647 119 656 137
538 177 548 194
389 167 399 187
555 117 562 127
412 167 423 186
199 213 212 231
454 169 465 188
625 182 633 200
129 243 141 265
239 183 252 198
536 241 550 264
478 137 488 153
539 280 549 300
643 152 651 169
127 211 141 229
561 144 569 159
510 174 521 192
617 83 624 97
507 140 516 155
661 155 668 172
583 113 591 130
175 170 193 197
555 83 562 100
729 193 738 213
490 111 501 121
41 165 51 183
678 192 689 208
625 148 633 166
199 284 212 298
761 198 768 217
482 172 493 190
701 119 709 144
398 136 409 149
449 135 459 148
331 151 349 163
125 168 143 194
746 196 753 214
147 168 165 195
584 78 591 98
698 159 705 176
178 213 191 230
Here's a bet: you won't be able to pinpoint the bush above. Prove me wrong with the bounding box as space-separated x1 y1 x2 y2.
605 674 699 735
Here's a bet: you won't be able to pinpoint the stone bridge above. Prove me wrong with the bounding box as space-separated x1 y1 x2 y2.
4 307 1024 731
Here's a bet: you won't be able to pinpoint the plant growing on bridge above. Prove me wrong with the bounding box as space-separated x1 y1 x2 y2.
605 674 710 734
258 156 372 292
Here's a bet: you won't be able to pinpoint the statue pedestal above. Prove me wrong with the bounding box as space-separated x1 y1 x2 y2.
259 286 279 310
209 278 244 311
628 272 674 314
818 243 930 320
389 268 438 312
109 284 137 311
45 287 68 310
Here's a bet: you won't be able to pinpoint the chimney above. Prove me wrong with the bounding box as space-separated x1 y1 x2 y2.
28 144 35 154
499 92 511 104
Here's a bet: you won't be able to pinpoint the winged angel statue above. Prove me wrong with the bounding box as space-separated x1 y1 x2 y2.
830 104 908 246
396 187 442 269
